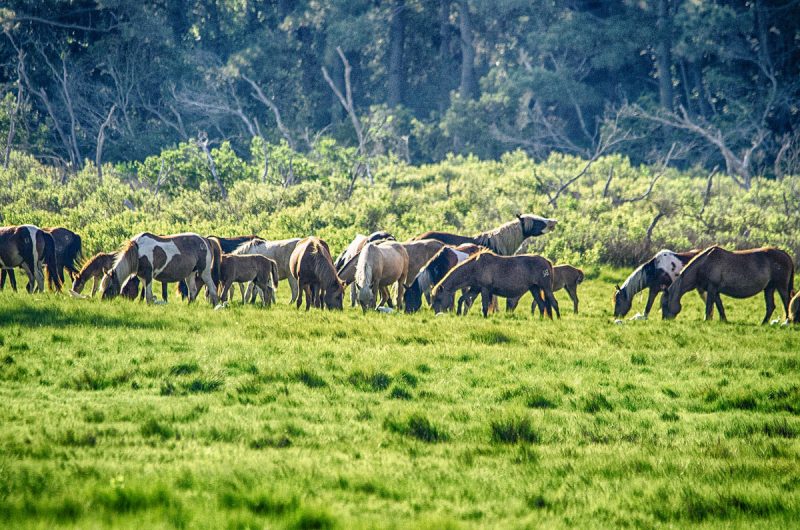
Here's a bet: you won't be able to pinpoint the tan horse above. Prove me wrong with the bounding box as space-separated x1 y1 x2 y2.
0 225 61 292
788 291 800 324
399 239 446 286
355 241 409 311
72 252 115 296
662 246 794 323
101 232 220 305
432 251 558 318
232 238 301 302
289 237 344 310
219 254 277 306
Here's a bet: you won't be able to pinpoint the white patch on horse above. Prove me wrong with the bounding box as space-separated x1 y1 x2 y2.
22 225 39 267
136 234 180 276
653 250 684 282
452 249 470 263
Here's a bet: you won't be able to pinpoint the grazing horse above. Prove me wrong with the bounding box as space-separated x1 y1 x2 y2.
101 232 220 305
662 246 794 324
289 237 344 310
232 238 302 303
355 241 409 311
788 291 800 324
219 254 277 306
334 231 396 271
0 225 61 292
413 214 557 255
614 249 702 319
403 243 482 313
71 251 157 300
431 251 559 318
499 264 584 315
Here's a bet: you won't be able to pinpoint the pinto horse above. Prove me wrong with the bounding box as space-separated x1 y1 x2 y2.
403 243 482 313
334 231 396 307
662 246 794 323
413 214 556 255
0 225 61 292
2 226 82 289
431 251 558 318
613 249 702 319
101 232 221 305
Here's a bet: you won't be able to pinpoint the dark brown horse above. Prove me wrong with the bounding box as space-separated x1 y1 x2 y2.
289 237 344 310
499 264 584 314
403 243 482 312
2 226 82 289
413 214 556 255
431 251 559 318
662 246 794 324
0 225 61 292
219 253 277 306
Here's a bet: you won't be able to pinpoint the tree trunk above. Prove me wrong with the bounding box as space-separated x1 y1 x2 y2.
655 0 673 112
387 0 406 108
438 0 452 111
458 0 477 100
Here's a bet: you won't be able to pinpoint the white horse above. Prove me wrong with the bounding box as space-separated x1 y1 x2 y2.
355 241 409 311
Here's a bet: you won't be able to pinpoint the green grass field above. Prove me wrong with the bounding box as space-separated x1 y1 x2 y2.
1 273 798 529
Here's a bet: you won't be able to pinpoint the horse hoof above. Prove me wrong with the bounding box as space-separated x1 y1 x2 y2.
69 290 88 299
214 303 227 311
376 307 394 314
614 319 625 325
770 319 781 326
629 313 647 321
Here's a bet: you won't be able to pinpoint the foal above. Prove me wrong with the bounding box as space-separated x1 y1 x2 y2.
218 254 277 306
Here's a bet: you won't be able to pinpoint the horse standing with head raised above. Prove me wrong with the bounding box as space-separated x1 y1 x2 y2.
0 225 61 293
101 232 220 305
413 214 556 254
662 246 794 324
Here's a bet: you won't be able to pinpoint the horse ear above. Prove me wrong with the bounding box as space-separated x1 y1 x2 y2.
515 212 522 219
615 284 620 292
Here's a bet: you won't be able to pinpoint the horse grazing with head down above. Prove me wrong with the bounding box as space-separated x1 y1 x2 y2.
431 251 559 318
0 225 61 292
334 231 396 306
413 214 556 255
71 251 151 299
613 249 702 319
101 232 220 305
289 236 344 310
403 243 482 313
3 226 83 289
355 241 409 311
662 246 794 324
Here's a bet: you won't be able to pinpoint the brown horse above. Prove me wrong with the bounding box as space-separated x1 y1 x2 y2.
413 214 557 255
0 225 61 292
500 264 584 314
355 241 409 311
219 254 277 306
289 237 344 310
403 243 483 313
662 246 794 324
101 232 220 305
232 237 302 302
432 251 559 318
71 252 156 299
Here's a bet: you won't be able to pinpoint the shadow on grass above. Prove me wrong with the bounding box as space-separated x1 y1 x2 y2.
1 303 169 330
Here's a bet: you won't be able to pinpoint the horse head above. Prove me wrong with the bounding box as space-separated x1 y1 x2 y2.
324 280 345 310
518 214 557 238
613 284 632 318
661 281 682 320
100 269 120 299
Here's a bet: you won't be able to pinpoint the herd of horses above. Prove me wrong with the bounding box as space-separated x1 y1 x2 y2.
2 216 799 324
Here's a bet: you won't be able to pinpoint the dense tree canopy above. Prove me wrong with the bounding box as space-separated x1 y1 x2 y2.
1 1 798 180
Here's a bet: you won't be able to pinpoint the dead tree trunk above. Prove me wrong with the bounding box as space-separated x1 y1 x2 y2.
197 132 227 199
95 104 116 182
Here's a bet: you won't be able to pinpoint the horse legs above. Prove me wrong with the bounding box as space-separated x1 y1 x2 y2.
762 288 776 325
643 288 660 317
544 287 559 319
304 284 313 311
199 268 219 306
162 282 168 302
20 262 36 294
777 283 791 320
480 289 493 318
530 288 546 317
143 277 156 304
506 296 521 312
382 286 393 308
350 283 357 307
295 281 304 309
288 275 299 305
715 294 727 322
219 281 232 304
564 285 579 314
396 280 405 310
91 276 99 297
703 288 717 320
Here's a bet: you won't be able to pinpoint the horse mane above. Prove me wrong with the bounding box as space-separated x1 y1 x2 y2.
312 240 340 289
232 237 267 255
355 243 373 293
76 252 113 278
473 219 525 255
413 246 449 292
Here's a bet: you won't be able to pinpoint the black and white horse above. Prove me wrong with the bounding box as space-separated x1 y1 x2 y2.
0 225 62 292
614 249 702 320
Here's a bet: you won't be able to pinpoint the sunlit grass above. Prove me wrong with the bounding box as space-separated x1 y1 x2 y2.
0 272 798 528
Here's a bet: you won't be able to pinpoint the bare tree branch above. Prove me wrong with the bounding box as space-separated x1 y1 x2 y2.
197 132 227 199
95 104 116 181
241 74 295 149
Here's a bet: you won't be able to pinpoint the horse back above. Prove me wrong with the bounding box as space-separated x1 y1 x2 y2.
413 231 476 246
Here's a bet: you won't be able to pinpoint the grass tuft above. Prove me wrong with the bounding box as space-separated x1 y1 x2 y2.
582 392 613 413
388 386 412 400
294 369 327 388
169 362 200 376
490 416 540 444
385 413 448 443
469 330 514 345
348 370 392 392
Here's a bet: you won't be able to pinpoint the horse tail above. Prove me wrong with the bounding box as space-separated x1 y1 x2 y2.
576 268 585 284
41 231 62 291
207 237 222 287
270 259 279 292
64 232 83 279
